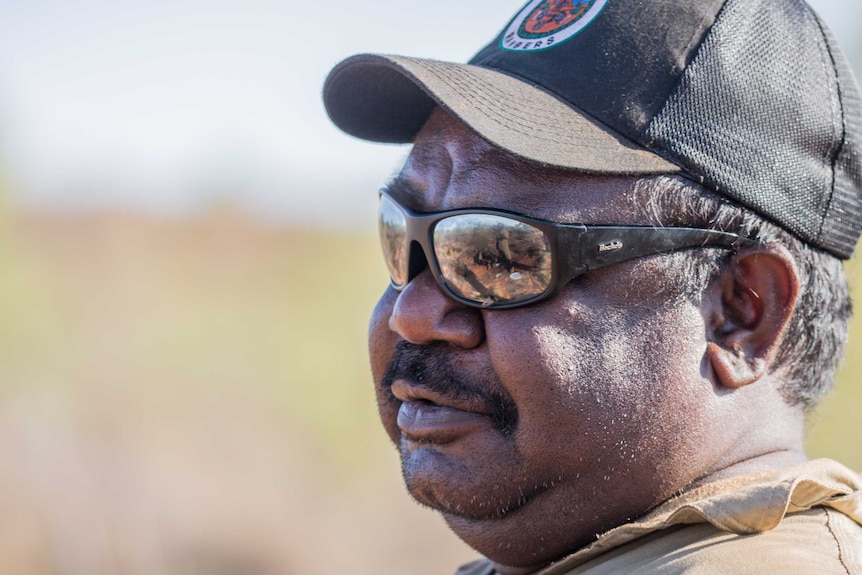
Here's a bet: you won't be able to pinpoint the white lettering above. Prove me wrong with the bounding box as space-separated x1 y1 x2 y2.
500 0 608 52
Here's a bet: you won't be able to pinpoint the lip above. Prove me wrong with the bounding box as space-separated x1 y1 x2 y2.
391 380 494 444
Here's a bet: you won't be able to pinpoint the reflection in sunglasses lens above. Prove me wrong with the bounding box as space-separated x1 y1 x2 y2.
379 195 409 287
433 215 552 306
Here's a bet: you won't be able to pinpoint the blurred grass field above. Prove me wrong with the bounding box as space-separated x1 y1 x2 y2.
0 202 856 574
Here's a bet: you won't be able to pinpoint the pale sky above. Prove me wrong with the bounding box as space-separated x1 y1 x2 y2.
0 0 859 228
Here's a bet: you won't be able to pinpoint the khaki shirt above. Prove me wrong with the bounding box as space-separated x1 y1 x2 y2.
456 459 862 574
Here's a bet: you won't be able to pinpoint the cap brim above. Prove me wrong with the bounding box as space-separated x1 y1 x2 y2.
323 53 680 175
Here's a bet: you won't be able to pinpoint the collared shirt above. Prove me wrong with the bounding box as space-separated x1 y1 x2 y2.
455 458 862 574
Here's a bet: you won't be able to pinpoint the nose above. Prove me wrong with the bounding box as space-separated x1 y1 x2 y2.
388 269 485 349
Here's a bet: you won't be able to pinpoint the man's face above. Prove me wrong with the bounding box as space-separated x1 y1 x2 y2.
368 109 730 570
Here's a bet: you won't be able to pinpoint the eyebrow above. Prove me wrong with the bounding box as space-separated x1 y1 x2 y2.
382 175 426 210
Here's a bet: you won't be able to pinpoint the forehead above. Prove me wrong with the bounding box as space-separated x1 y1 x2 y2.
396 108 646 225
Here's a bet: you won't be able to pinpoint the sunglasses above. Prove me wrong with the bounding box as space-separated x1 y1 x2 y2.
379 191 747 309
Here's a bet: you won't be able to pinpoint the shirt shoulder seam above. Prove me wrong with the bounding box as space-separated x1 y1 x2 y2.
825 507 856 574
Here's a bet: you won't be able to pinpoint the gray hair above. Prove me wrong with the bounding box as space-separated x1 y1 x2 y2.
630 175 852 410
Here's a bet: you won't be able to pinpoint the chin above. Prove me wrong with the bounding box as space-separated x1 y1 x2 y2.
403 464 573 571
398 438 543 521
408 459 642 571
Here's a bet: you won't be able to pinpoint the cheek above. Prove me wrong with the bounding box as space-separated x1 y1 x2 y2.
368 288 397 380
485 297 711 471
368 288 401 443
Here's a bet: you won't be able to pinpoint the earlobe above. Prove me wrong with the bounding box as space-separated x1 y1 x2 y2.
706 342 766 389
706 245 800 389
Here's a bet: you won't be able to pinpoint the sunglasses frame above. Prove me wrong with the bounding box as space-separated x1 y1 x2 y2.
380 191 749 309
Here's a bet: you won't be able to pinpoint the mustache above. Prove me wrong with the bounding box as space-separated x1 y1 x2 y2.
381 341 519 436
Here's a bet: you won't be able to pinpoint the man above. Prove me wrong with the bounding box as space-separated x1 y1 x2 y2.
324 0 862 572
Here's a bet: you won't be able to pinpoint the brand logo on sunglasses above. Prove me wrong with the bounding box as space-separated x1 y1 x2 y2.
501 0 608 52
598 240 623 252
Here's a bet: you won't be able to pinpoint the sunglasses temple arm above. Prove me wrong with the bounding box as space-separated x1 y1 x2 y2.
573 227 743 272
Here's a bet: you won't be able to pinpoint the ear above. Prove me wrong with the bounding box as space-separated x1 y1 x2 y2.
705 244 800 389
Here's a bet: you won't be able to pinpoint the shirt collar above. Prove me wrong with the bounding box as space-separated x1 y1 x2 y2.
538 458 862 574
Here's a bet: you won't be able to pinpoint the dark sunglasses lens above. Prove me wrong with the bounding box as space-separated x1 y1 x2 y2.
433 214 552 307
378 195 409 287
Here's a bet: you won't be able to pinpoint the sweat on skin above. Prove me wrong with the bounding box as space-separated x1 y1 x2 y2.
367 109 806 575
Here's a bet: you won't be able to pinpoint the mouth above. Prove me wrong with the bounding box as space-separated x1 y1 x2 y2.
379 341 519 440
391 380 497 445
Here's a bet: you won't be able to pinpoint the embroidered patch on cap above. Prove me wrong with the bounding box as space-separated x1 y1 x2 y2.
501 0 608 52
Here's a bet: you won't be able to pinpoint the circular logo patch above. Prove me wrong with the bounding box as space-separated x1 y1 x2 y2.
501 0 608 52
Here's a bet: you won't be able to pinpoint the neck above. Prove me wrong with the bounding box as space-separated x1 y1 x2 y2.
687 447 807 492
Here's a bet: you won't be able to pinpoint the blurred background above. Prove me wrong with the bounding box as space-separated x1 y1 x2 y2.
0 1 858 573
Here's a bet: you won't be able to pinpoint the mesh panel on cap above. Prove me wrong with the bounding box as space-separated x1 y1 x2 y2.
818 19 862 257
645 0 852 256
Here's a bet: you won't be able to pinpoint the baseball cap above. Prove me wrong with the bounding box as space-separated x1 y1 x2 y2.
323 0 862 259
